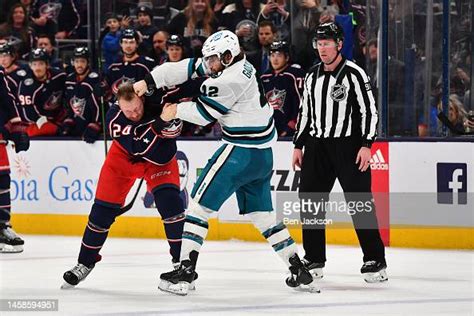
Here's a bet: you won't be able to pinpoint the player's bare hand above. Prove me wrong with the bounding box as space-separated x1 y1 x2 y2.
133 80 147 97
356 147 371 172
161 103 177 121
292 148 303 171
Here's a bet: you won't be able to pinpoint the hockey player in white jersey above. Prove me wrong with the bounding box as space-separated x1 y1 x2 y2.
134 30 316 296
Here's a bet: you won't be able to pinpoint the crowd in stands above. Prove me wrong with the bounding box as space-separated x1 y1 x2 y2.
0 0 472 141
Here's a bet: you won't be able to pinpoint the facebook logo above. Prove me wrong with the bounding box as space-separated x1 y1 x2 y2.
437 163 467 204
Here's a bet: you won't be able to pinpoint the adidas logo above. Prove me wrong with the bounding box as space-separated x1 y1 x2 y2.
370 149 389 170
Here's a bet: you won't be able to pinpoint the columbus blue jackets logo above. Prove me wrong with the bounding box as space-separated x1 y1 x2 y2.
43 91 63 110
39 2 62 22
330 83 347 102
112 77 135 94
266 89 287 111
70 96 86 119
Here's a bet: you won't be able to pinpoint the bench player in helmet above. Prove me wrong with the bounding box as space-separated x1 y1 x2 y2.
16 48 66 136
134 30 316 296
61 76 204 289
63 47 103 143
0 66 30 253
261 41 305 137
0 44 29 96
105 28 156 97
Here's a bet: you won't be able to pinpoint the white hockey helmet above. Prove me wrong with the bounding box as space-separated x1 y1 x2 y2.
202 30 240 67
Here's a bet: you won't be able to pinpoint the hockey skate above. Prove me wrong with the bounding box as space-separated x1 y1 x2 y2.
286 254 320 293
302 258 325 279
61 255 102 289
0 224 24 253
159 259 197 296
361 260 388 283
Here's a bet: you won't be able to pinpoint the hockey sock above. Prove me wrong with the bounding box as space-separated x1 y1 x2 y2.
0 173 11 224
180 199 211 263
78 202 121 267
248 211 298 267
153 187 185 262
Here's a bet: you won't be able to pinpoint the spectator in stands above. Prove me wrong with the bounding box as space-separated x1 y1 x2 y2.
437 94 471 136
0 3 35 60
166 34 186 62
101 14 122 72
30 0 81 39
217 0 263 32
247 20 277 76
167 0 218 57
16 48 66 137
36 34 62 69
261 41 305 137
148 30 169 66
0 0 18 25
257 0 290 41
63 47 103 143
136 5 159 56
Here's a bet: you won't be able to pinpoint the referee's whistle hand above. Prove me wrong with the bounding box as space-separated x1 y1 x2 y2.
292 149 303 171
356 147 371 172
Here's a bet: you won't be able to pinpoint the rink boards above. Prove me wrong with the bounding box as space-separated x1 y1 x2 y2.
6 139 474 249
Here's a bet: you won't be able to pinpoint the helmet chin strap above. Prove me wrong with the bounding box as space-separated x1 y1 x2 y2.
323 49 341 66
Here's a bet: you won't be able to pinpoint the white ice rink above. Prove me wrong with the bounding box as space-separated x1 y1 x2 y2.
1 235 473 316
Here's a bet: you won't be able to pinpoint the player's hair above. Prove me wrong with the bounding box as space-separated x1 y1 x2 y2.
116 82 137 101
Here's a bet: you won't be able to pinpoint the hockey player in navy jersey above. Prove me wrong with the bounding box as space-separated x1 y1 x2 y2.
261 41 305 137
0 44 29 96
61 79 203 289
63 47 102 143
16 48 66 136
0 66 30 253
105 28 156 97
134 30 316 295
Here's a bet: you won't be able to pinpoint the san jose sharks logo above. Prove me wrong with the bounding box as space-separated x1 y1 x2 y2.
70 96 86 119
112 76 134 94
266 88 287 112
43 91 63 110
330 83 347 102
39 2 62 23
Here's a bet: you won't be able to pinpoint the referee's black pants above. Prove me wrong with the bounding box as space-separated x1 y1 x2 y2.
299 136 386 264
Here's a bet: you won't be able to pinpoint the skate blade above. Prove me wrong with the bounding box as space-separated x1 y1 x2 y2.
294 280 321 293
363 269 388 283
0 244 23 253
60 282 76 290
158 280 193 296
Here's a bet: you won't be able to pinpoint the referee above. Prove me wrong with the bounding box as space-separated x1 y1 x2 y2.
292 22 387 283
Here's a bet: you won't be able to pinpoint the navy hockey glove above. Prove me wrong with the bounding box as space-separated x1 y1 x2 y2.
83 123 101 144
4 121 30 153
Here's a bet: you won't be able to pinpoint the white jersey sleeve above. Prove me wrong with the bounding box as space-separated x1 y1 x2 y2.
176 79 237 125
149 58 207 88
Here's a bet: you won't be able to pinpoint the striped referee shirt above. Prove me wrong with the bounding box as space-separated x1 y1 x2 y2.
293 57 378 149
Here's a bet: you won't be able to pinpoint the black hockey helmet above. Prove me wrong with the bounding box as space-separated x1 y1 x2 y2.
313 22 344 48
120 28 140 42
269 41 290 55
137 5 153 19
166 34 184 48
0 43 15 56
73 46 90 60
29 48 49 62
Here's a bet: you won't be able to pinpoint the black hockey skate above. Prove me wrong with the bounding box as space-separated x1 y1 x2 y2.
302 258 325 279
0 224 24 253
286 254 320 293
361 260 388 283
159 259 197 296
61 255 102 289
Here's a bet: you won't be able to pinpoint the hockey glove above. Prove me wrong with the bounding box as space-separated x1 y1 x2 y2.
4 121 30 153
83 123 101 144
